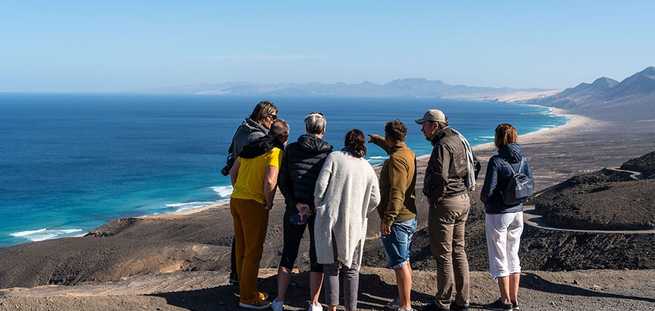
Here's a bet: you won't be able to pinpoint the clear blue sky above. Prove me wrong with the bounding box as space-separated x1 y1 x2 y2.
1 1 654 92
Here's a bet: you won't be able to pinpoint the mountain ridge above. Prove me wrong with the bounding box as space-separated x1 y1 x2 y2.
529 66 655 120
152 78 545 100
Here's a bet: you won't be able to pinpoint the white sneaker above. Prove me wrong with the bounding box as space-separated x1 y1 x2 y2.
271 299 284 311
308 302 323 311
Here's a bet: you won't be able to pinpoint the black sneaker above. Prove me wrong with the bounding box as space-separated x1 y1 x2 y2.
512 302 519 310
487 298 512 310
450 303 469 311
423 301 449 311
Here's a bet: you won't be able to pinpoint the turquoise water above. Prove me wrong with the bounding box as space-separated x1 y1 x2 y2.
0 94 566 246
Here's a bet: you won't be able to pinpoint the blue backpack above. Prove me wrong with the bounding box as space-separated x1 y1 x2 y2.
501 158 534 206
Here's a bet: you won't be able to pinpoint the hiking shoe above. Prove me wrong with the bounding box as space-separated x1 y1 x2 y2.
422 301 449 311
271 299 284 311
512 302 520 310
308 302 323 311
385 297 400 310
239 292 271 310
229 275 239 286
487 298 512 310
450 303 469 311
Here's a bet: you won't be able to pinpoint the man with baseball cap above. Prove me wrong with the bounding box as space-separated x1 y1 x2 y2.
416 109 479 311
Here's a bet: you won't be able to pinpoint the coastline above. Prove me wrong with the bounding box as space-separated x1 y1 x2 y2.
2 104 592 242
1 100 654 299
154 105 594 220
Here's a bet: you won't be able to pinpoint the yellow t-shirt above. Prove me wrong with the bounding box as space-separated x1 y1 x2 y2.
231 147 283 204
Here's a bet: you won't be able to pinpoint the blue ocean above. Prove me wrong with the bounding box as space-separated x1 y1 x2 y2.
0 94 566 246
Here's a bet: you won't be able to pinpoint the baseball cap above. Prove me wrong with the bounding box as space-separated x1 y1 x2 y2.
415 109 447 124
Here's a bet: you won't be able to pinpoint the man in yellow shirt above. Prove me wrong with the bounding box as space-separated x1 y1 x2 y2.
229 119 289 309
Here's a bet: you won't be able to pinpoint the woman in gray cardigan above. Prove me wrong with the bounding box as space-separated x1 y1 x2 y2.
314 129 380 311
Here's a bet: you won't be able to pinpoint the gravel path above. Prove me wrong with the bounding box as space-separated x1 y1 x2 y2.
523 205 655 234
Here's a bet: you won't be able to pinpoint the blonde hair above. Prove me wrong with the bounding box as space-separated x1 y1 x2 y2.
494 123 518 149
248 101 278 122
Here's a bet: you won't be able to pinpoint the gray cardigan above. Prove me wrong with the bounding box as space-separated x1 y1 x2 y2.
313 151 380 268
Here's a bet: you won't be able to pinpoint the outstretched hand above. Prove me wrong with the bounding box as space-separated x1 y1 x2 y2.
368 134 384 143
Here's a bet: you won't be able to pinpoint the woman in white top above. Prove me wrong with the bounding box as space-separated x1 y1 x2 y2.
313 129 380 311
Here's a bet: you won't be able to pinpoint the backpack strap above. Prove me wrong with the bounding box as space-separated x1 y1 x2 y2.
506 158 524 176
517 158 524 174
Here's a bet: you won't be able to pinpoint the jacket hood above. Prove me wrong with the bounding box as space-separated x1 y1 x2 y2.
296 134 333 154
498 143 524 163
239 135 284 159
242 118 269 134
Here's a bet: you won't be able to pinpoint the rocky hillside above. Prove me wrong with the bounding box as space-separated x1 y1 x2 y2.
535 152 655 231
531 66 655 120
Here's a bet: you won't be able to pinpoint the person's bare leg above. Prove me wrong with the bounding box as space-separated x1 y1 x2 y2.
497 276 511 304
509 273 520 304
276 266 290 302
309 272 324 305
395 262 413 310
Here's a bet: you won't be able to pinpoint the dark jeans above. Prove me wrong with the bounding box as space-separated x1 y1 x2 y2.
279 210 322 272
428 193 471 309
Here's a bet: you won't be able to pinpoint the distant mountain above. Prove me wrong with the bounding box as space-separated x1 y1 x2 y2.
152 78 543 100
530 66 655 120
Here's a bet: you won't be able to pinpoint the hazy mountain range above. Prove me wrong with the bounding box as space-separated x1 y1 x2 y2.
153 78 544 99
529 66 655 120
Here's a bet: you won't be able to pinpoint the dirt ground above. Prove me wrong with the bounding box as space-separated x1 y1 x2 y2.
1 268 654 310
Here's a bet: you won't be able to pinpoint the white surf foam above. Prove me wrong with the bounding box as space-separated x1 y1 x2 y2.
368 156 388 160
166 201 216 213
211 185 233 198
10 228 84 242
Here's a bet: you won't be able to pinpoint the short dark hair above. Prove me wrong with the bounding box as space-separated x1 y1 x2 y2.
270 119 289 145
249 101 278 122
494 123 518 149
384 119 407 142
344 129 366 158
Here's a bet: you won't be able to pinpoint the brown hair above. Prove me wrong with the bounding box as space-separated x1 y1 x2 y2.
494 123 518 149
344 129 367 158
270 119 289 146
249 100 278 122
384 119 407 142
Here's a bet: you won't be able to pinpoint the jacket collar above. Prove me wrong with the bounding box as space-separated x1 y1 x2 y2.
430 126 450 145
389 141 409 154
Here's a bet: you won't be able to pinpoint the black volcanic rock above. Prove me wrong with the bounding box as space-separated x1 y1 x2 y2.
534 151 655 231
621 150 655 179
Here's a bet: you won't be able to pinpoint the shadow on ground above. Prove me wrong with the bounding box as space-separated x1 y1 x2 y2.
521 273 655 304
151 272 435 311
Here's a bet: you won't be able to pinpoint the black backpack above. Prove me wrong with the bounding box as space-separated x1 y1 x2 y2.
501 158 534 206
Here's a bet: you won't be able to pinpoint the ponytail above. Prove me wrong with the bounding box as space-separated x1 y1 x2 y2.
343 129 367 158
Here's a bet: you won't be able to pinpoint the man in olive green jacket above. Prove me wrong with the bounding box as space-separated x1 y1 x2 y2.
369 120 417 311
